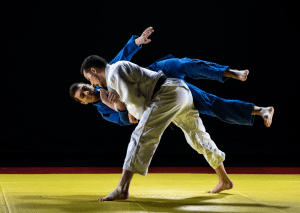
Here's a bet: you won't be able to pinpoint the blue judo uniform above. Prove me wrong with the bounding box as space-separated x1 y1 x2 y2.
93 36 255 126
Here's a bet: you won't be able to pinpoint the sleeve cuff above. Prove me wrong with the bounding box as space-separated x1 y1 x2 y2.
131 35 142 48
118 109 131 125
118 109 127 112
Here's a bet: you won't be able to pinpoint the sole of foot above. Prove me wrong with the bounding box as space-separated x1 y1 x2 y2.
236 69 249 81
262 107 274 127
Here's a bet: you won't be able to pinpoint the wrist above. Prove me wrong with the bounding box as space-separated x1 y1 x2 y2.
116 101 126 111
135 37 142 46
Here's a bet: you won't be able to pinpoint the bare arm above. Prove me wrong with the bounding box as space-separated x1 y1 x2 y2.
106 90 139 123
115 101 126 111
100 89 127 111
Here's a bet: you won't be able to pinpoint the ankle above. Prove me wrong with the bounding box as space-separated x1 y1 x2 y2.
219 177 229 183
223 69 234 78
117 185 129 193
252 106 263 115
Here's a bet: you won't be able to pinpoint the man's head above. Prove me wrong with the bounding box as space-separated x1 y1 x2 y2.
69 83 101 105
80 55 108 88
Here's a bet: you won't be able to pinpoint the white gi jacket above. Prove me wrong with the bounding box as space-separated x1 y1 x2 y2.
105 61 165 120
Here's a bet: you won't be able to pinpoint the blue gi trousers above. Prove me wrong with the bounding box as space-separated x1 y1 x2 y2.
148 57 255 125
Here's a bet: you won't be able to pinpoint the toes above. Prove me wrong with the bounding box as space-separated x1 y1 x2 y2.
243 70 249 80
270 107 274 115
265 108 274 127
98 196 112 202
245 71 249 77
266 118 271 127
263 116 270 127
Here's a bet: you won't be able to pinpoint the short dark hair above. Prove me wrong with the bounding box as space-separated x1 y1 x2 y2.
69 83 81 103
80 55 108 75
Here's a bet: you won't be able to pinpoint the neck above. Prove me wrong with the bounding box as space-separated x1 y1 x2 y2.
99 69 107 88
90 97 101 105
94 96 102 103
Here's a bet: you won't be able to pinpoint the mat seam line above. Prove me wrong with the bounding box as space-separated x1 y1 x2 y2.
233 190 288 213
131 197 151 213
0 182 10 213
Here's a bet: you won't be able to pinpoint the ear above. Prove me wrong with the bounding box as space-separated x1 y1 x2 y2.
91 67 97 74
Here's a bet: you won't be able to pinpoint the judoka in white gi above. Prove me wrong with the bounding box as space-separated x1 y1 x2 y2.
81 55 239 202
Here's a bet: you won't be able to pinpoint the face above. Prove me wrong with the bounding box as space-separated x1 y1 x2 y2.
83 68 106 88
74 83 100 104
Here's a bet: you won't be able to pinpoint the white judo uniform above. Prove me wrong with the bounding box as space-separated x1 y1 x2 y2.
105 61 225 176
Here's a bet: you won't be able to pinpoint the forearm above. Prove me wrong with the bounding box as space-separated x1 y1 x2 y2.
109 35 141 64
109 27 153 64
103 111 131 126
102 100 115 111
115 101 126 111
134 37 142 46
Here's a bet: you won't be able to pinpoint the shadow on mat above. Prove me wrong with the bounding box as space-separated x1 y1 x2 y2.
16 193 289 213
129 193 289 212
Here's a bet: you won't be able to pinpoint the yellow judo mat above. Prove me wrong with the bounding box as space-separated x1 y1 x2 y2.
0 173 299 213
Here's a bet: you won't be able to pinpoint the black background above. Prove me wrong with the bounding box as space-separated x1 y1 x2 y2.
3 1 299 168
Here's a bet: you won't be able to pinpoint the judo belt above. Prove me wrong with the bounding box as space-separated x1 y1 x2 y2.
152 74 168 99
152 74 175 131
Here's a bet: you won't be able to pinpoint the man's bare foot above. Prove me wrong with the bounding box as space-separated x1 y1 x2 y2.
98 188 129 202
260 107 274 127
224 69 249 81
206 180 234 194
238 70 249 81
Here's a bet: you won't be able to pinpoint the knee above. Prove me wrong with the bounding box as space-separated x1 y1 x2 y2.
175 88 192 109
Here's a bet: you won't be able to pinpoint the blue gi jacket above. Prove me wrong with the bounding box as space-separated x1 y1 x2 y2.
92 35 174 126
92 35 141 126
93 95 130 126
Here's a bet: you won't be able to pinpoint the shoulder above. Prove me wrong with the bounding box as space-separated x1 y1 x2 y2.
110 61 129 70
112 61 137 73
115 60 139 66
110 61 141 78
114 60 129 65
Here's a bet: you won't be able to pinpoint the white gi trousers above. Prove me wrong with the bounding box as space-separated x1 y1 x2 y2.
123 78 225 176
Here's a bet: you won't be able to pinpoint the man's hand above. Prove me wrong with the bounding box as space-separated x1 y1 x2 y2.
128 113 139 124
98 89 115 110
135 26 154 46
98 89 110 105
106 91 120 103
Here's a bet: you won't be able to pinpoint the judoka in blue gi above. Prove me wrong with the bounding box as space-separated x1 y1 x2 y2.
70 27 274 128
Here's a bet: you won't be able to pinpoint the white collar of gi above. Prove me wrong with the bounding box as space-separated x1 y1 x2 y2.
104 64 115 93
105 64 111 86
105 63 111 79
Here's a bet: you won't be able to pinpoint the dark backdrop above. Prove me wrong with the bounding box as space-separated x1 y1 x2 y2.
3 1 299 167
